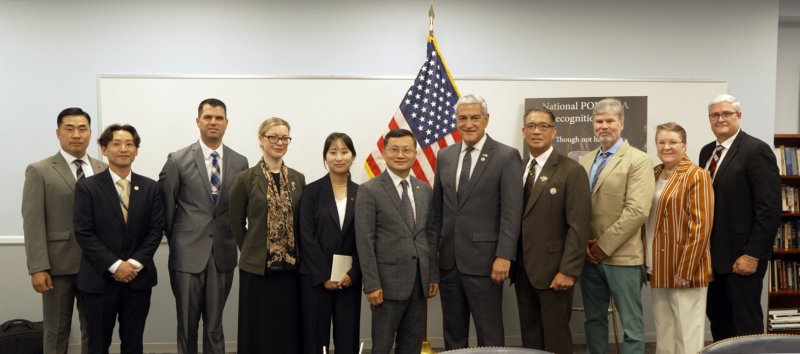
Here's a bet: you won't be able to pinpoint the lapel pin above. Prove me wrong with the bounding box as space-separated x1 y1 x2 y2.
539 176 548 183
480 153 488 161
133 186 139 191
550 187 557 195
291 181 296 191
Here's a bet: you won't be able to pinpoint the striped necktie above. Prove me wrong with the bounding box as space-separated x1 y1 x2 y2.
591 152 611 190
708 145 725 179
524 159 537 208
74 159 85 181
117 179 130 223
457 147 475 203
210 151 221 204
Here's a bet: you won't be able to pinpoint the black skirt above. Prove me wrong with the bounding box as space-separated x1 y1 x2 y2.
238 269 302 354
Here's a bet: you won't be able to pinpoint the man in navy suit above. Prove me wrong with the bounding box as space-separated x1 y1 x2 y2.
700 94 781 340
74 124 164 354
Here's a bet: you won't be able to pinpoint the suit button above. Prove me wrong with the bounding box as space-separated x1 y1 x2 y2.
209 234 213 238
412 256 417 260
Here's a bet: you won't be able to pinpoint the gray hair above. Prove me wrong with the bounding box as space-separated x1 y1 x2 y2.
455 94 488 115
708 94 741 112
592 98 624 122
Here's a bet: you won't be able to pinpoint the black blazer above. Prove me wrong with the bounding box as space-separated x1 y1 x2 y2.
699 130 781 273
298 175 360 286
73 170 165 293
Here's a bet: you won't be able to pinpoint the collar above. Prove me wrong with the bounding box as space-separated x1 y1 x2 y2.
529 145 554 167
461 134 487 153
597 138 624 159
199 140 223 159
716 129 740 149
60 149 89 164
109 169 131 184
385 168 410 188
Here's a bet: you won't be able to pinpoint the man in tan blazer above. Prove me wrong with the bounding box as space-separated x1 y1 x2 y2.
22 107 106 354
515 107 591 354
578 98 654 354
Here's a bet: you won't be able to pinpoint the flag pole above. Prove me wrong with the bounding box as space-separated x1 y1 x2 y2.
420 4 436 354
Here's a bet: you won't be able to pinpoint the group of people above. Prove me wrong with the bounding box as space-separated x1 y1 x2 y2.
21 93 780 354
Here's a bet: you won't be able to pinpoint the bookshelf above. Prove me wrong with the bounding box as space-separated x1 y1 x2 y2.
769 134 800 334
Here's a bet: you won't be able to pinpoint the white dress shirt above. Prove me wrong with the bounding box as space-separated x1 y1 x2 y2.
199 140 223 182
522 145 554 185
704 129 740 174
455 134 487 190
60 149 95 180
386 169 416 218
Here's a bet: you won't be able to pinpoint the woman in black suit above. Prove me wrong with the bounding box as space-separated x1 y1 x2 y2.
299 132 361 354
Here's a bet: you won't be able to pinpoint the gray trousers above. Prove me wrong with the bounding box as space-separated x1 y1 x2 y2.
440 267 505 349
42 274 88 354
370 269 425 354
169 253 233 354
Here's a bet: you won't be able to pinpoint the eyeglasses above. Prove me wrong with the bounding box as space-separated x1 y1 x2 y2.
708 111 737 120
656 140 684 148
523 123 554 131
263 135 292 144
385 147 416 156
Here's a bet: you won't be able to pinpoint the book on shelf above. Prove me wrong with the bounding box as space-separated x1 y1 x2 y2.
781 185 800 212
777 146 786 175
773 145 800 176
769 308 799 316
770 315 800 323
787 147 797 176
770 259 800 292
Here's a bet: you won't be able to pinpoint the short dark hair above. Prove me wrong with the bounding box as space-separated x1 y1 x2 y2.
198 98 226 117
523 107 556 124
323 132 356 160
383 129 416 148
57 107 91 127
98 124 141 148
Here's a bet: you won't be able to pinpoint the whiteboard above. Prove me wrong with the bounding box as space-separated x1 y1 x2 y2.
97 76 726 184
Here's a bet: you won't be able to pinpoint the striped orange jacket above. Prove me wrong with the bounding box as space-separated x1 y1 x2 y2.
650 155 714 288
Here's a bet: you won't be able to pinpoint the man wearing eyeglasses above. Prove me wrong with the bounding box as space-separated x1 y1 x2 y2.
700 94 781 340
158 98 248 354
578 98 654 354
355 129 438 354
430 94 523 349
515 107 591 354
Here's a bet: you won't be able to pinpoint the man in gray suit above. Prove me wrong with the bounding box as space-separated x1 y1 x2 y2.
431 94 523 349
356 129 439 354
515 107 591 354
23 107 106 354
158 98 248 354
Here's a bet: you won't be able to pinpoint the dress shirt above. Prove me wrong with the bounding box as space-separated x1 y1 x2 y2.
107 170 142 274
60 149 95 179
199 140 224 182
704 129 740 172
589 138 624 186
645 177 668 274
522 145 554 185
455 133 487 190
336 197 347 230
385 169 416 218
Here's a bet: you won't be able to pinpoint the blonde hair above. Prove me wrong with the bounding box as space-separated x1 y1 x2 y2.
258 117 291 137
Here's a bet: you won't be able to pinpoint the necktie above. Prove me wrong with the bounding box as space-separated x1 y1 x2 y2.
708 145 725 178
210 151 221 204
524 159 538 208
591 152 611 190
457 147 475 203
401 180 415 230
117 179 130 223
74 159 85 181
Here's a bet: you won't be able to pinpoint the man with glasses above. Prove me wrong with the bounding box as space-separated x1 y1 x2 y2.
355 129 438 354
578 98 654 354
158 98 248 354
515 107 591 354
700 94 781 340
430 94 523 349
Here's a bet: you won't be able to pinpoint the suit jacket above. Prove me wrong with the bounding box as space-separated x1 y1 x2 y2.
229 163 305 275
579 140 654 266
22 152 106 276
431 135 523 276
73 170 165 293
298 175 361 286
355 172 436 301
519 152 591 289
158 142 248 273
650 155 714 288
699 130 781 273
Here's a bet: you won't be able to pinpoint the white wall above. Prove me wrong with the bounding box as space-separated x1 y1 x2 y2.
0 0 783 351
776 20 800 134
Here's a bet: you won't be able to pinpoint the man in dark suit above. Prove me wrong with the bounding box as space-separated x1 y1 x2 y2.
23 107 106 354
74 124 164 354
158 98 248 354
356 129 439 354
515 107 591 354
430 94 523 349
700 94 781 340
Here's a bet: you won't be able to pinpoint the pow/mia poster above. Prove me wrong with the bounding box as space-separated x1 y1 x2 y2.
524 96 647 160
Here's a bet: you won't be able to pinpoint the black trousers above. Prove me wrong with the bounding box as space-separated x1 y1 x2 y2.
706 261 768 341
299 275 361 354
80 285 151 354
238 269 302 354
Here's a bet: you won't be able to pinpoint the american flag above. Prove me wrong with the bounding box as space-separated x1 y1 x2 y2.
364 36 461 185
